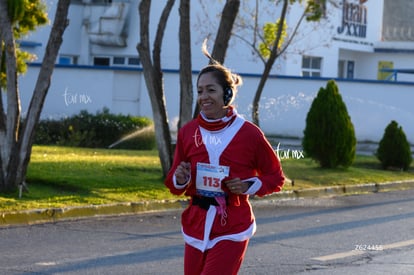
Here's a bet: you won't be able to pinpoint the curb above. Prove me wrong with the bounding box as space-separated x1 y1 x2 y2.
1 180 414 227
0 200 188 227
259 179 414 200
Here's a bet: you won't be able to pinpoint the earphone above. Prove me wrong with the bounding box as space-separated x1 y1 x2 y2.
223 87 233 106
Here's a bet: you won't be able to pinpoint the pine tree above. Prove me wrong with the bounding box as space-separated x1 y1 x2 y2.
377 120 412 171
302 80 356 168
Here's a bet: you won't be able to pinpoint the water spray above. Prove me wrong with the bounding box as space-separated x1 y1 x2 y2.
108 125 154 149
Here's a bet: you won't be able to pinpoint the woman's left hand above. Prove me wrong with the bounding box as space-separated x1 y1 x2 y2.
224 178 250 194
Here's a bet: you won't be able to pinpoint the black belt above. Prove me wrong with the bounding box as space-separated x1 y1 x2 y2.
191 196 219 210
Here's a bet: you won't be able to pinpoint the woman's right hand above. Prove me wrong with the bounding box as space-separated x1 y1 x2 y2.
175 161 191 185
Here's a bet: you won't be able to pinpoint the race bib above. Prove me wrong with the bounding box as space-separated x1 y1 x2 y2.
196 162 230 197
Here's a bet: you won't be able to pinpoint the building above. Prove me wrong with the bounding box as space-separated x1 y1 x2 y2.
16 0 414 142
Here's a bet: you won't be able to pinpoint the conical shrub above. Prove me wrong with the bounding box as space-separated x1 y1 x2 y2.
376 120 412 171
302 80 356 168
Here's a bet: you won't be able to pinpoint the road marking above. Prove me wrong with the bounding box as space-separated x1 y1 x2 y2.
312 250 365 261
382 239 414 250
34 249 141 267
36 261 58 266
312 239 414 262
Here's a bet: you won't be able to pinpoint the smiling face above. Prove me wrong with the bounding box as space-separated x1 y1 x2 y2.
197 72 227 120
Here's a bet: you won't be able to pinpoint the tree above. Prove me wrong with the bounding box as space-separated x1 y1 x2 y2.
193 0 240 118
0 0 71 193
302 80 356 168
223 0 330 126
137 0 176 177
138 0 240 175
209 0 240 64
376 120 412 171
251 0 328 126
177 0 193 129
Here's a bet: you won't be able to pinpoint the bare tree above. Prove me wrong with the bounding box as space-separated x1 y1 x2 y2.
193 0 240 118
0 0 70 192
210 0 240 64
251 0 289 126
245 0 329 126
178 0 193 129
138 0 240 175
137 0 176 176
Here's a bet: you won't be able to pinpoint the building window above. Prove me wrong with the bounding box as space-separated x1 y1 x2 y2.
58 55 78 65
128 57 140 66
112 56 140 66
93 56 140 67
113 57 126 65
338 60 345 78
338 60 355 79
302 56 322 77
346 61 354 79
92 0 112 3
94 57 110 66
74 0 112 4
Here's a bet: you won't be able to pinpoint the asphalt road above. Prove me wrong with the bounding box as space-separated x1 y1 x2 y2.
1 190 414 274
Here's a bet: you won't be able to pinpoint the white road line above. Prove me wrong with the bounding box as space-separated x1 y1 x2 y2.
312 250 365 261
34 249 138 267
36 262 58 266
381 239 414 250
311 239 414 262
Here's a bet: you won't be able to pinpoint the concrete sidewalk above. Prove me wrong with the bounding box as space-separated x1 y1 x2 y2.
1 180 414 227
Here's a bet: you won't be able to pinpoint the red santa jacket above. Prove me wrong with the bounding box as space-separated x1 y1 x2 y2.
165 114 285 251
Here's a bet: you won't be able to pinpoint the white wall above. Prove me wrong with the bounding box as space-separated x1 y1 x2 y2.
243 77 414 143
16 65 414 144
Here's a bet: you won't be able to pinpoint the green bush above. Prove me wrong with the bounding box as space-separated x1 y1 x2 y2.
302 80 356 168
376 120 412 171
34 108 155 150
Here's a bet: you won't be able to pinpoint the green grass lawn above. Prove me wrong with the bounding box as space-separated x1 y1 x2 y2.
1 146 176 212
0 145 413 212
281 155 414 189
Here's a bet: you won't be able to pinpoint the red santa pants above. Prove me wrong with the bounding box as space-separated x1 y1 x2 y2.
184 239 249 275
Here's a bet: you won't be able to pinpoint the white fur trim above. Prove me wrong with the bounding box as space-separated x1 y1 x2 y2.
173 174 190 189
182 205 257 252
242 177 262 195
